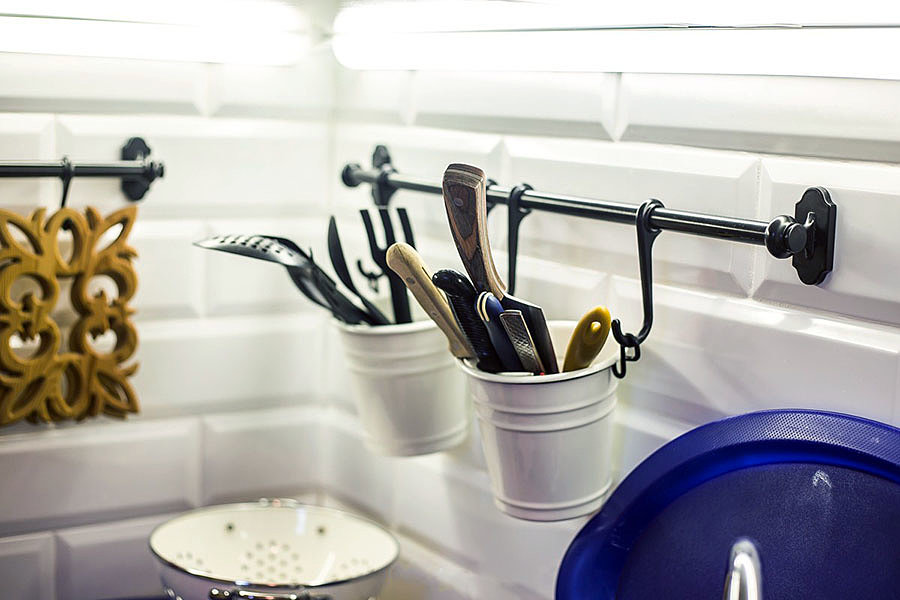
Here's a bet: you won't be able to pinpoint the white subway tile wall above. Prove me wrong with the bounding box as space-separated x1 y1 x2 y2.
0 39 899 600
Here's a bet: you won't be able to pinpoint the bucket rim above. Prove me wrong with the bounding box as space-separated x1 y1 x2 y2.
333 318 437 335
457 344 618 384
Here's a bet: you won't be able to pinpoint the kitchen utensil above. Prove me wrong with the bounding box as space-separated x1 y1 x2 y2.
442 163 558 373
476 291 523 372
460 321 619 521
563 306 612 372
432 269 503 373
386 242 473 358
499 309 545 374
327 216 390 325
360 208 412 324
195 234 375 325
150 498 398 600
557 409 900 599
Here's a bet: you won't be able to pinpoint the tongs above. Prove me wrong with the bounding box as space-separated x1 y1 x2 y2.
358 207 415 324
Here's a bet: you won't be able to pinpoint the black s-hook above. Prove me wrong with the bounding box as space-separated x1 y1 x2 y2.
611 199 663 379
506 183 532 296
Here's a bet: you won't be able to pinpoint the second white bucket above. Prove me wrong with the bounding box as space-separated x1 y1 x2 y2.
335 319 468 456
460 321 619 521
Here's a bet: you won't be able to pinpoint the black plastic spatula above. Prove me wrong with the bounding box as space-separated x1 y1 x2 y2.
195 234 376 325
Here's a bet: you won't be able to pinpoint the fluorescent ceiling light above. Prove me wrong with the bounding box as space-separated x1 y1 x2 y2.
0 0 308 65
334 0 900 31
333 1 900 78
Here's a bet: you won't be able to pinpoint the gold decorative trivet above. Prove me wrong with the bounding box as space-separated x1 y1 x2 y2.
0 206 139 425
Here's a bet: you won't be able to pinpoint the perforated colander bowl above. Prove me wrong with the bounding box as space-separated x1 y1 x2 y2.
149 499 399 600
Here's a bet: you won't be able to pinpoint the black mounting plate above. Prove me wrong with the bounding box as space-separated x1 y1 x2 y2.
793 187 836 285
370 144 397 207
120 137 152 201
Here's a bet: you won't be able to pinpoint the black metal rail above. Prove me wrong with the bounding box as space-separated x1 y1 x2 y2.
0 137 164 202
341 145 837 379
343 164 815 253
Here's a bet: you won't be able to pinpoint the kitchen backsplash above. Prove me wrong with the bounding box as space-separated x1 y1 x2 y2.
1 44 899 600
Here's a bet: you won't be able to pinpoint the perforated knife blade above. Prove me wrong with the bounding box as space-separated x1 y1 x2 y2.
499 310 545 375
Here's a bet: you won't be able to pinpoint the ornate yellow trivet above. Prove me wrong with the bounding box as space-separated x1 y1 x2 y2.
0 206 139 425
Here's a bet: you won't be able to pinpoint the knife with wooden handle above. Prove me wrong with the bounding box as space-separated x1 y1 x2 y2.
442 163 558 373
562 306 611 372
386 243 474 359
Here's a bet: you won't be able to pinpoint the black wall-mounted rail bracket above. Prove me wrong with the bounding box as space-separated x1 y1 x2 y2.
120 137 164 201
341 145 838 379
0 136 164 204
344 144 399 207
794 187 836 285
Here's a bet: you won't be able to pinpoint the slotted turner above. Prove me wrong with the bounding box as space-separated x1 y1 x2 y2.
195 234 376 325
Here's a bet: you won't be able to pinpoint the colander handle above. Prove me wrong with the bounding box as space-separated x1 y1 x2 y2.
209 588 332 600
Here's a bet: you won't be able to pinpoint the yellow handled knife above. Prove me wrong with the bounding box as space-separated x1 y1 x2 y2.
563 306 612 372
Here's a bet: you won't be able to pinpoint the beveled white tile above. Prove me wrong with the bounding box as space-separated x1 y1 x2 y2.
610 276 900 424
506 137 759 295
0 418 200 536
611 401 695 480
55 115 330 218
0 113 56 213
391 452 585 598
619 74 900 162
318 411 396 523
203 218 330 316
384 532 545 600
201 406 322 504
131 219 207 319
413 71 617 139
133 314 324 415
209 49 334 119
55 513 175 600
504 257 608 321
754 157 900 326
0 53 203 115
0 532 54 600
335 67 412 124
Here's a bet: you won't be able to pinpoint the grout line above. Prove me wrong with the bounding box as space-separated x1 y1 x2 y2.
611 72 626 141
402 70 417 127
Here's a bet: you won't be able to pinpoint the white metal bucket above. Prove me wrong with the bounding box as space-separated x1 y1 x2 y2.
459 321 619 521
149 499 399 600
335 319 468 456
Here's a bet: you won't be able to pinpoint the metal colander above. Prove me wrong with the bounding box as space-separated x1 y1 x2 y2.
149 499 399 600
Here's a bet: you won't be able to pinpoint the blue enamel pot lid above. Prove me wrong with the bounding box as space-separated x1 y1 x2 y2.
556 409 900 600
